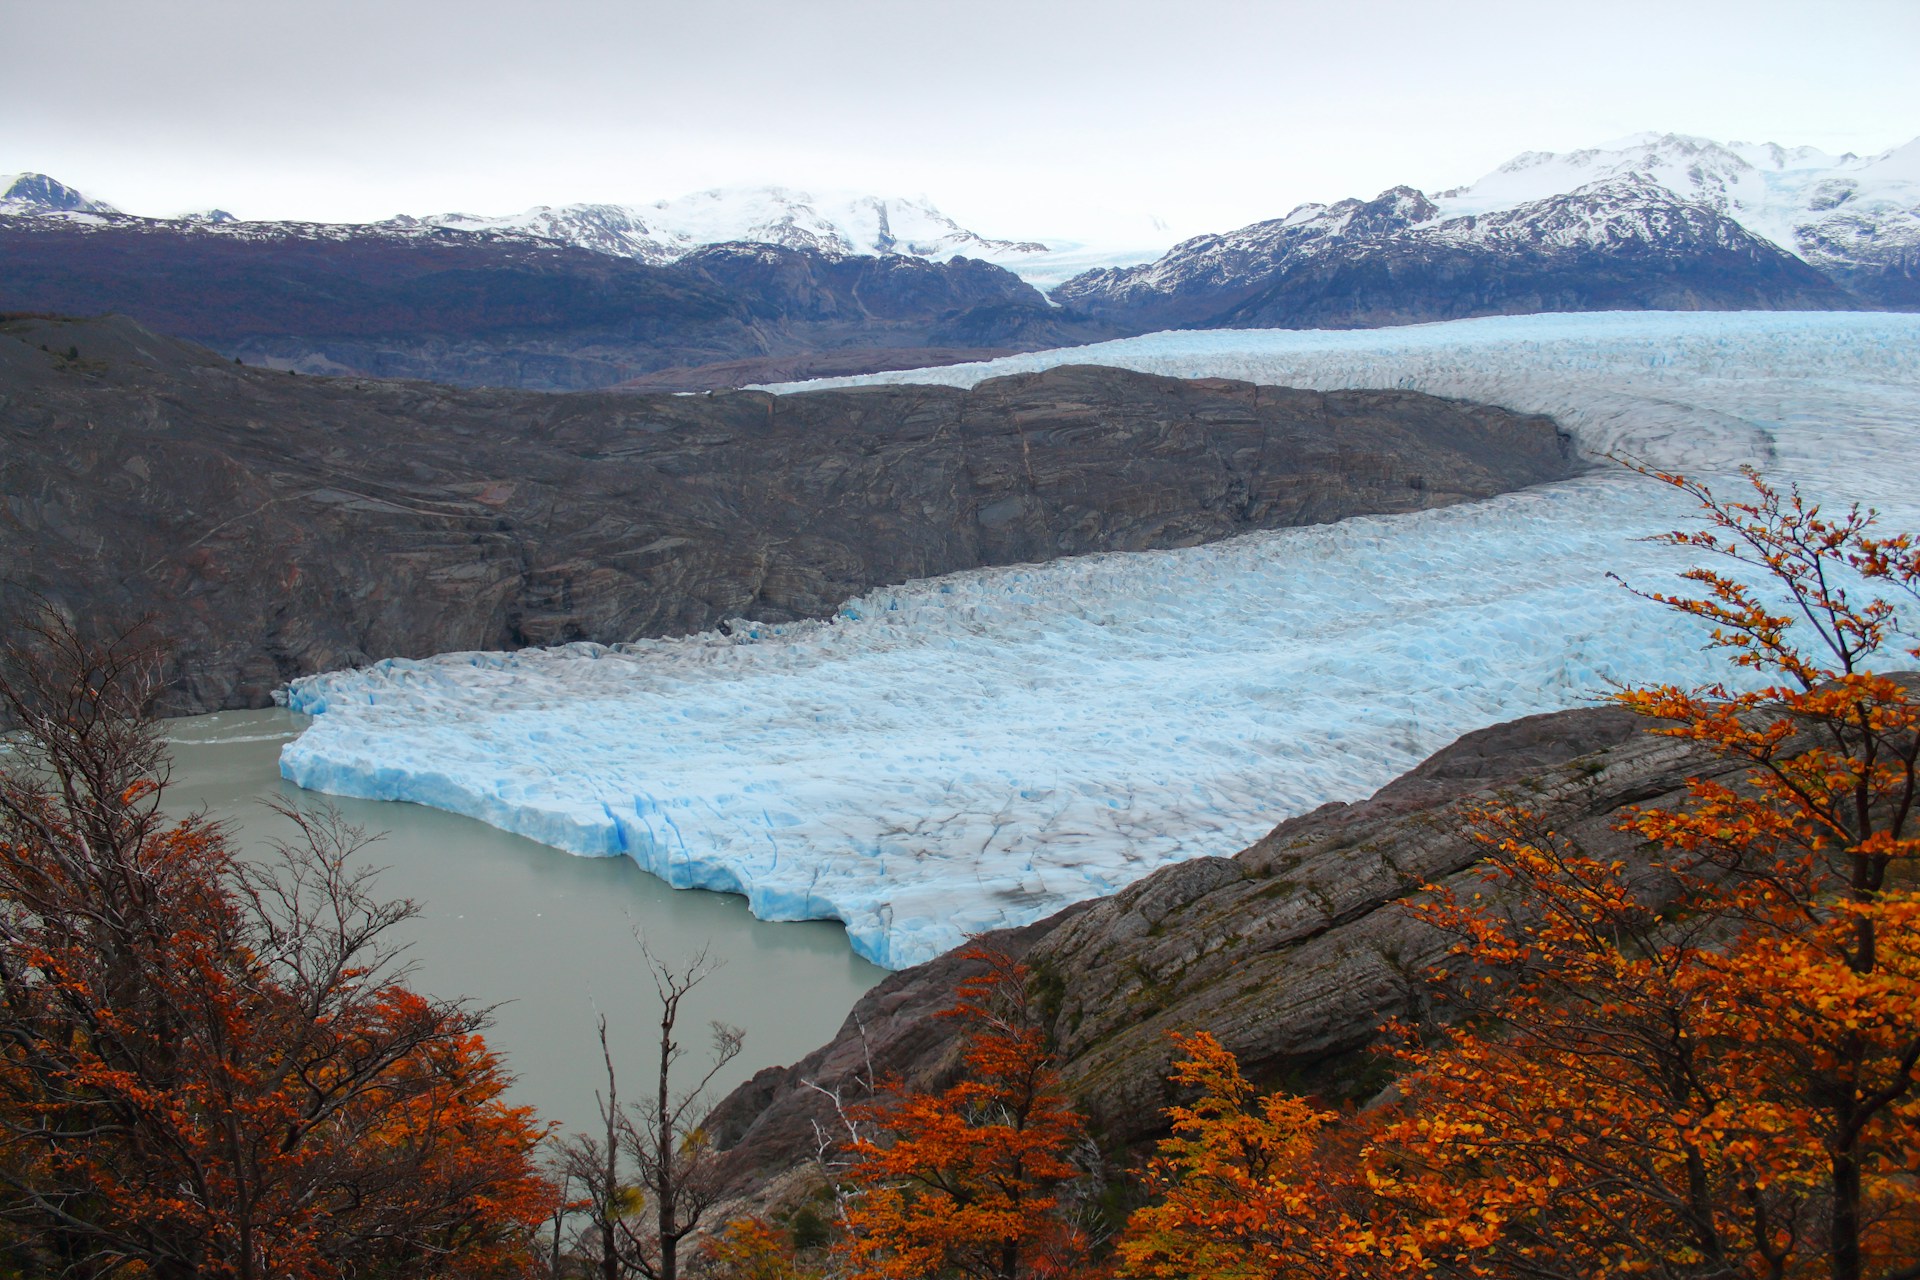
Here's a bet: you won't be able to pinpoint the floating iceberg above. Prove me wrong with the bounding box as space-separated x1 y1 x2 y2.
282 311 1920 969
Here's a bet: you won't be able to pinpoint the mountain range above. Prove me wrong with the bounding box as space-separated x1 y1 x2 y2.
2 131 1914 389
0 174 1095 284
1056 133 1920 324
0 190 1114 389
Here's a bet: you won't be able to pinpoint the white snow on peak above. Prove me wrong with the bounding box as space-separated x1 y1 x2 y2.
1432 132 1920 270
0 171 1160 286
399 186 1179 287
1861 136 1920 183
1724 140 1854 172
1423 176 1754 254
0 172 118 217
1437 135 1765 218
658 187 1034 260
280 310 1920 971
398 185 1083 277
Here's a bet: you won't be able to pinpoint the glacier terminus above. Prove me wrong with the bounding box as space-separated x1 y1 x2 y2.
279 310 1920 969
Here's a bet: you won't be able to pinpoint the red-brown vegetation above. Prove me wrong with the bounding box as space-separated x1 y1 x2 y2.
0 613 553 1278
1114 467 1920 1280
837 948 1094 1280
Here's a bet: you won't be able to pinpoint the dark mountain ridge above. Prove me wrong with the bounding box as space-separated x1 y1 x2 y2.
0 215 1113 391
1 315 1576 714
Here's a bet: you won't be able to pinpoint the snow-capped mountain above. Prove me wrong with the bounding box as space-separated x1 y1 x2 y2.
0 183 1116 391
1056 173 1847 328
1434 132 1920 304
0 173 1101 280
1 172 118 218
1058 133 1920 323
389 188 1180 287
5 132 1912 373
396 187 1050 268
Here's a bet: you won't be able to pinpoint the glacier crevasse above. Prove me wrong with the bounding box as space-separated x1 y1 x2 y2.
281 311 1920 969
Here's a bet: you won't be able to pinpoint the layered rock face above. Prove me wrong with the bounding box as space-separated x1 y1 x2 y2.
1 316 1575 713
699 699 1756 1213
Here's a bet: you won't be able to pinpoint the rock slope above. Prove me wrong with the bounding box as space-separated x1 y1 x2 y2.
700 694 1781 1212
0 315 1575 714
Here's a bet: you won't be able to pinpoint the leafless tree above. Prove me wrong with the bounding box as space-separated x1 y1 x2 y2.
552 943 743 1280
800 1015 880 1240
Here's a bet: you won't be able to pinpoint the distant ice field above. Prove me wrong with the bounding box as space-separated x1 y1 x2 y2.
282 312 1920 969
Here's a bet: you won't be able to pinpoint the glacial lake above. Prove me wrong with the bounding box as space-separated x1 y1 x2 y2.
161 709 887 1136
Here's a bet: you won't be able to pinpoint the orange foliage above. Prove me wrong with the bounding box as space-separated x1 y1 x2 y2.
0 616 553 1277
1365 469 1920 1277
699 1217 819 1280
1116 468 1920 1280
1117 1031 1362 1280
839 948 1092 1280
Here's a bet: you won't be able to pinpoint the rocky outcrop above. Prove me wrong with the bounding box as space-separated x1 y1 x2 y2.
1 315 1577 714
699 700 1760 1214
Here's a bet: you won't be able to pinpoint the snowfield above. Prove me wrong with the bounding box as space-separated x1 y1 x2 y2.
281 311 1920 969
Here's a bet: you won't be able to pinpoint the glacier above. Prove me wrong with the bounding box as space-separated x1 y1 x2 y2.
281 311 1920 970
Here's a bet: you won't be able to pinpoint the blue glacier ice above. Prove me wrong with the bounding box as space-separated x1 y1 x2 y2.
281 311 1920 970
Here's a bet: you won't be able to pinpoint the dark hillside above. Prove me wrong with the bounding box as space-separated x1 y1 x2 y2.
0 219 1111 390
2 315 1575 712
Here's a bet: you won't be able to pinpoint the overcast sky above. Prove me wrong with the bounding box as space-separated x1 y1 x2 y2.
5 0 1916 245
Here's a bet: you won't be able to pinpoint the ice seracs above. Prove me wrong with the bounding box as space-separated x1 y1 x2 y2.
281 310 1920 971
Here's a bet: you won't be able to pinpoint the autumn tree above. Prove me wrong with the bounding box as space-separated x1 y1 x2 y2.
1609 467 1920 1276
1369 469 1920 1278
0 610 554 1277
1363 807 1842 1278
1117 1031 1362 1280
696 1216 820 1280
1116 467 1920 1280
838 947 1093 1280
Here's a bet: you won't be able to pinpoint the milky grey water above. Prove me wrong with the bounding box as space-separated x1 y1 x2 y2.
161 709 886 1136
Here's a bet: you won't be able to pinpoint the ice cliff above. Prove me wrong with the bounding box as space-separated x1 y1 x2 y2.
281 310 1920 968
